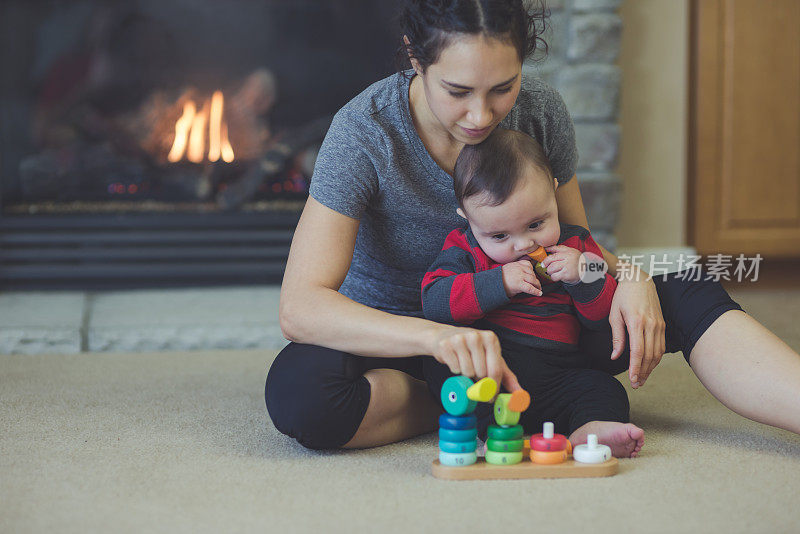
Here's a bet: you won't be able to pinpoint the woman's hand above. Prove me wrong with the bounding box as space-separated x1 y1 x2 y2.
609 270 666 389
428 326 522 393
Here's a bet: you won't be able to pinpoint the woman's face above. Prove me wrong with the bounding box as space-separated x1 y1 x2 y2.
416 33 522 144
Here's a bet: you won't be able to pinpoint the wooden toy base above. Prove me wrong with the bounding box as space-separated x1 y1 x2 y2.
432 456 618 480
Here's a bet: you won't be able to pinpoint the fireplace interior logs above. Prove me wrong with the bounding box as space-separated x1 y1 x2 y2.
18 67 329 210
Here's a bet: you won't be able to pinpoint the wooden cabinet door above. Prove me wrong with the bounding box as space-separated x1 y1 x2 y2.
689 0 800 257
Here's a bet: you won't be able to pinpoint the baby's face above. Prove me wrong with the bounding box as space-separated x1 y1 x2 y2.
460 171 560 265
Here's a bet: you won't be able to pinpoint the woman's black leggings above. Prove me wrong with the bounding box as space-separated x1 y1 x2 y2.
265 272 744 450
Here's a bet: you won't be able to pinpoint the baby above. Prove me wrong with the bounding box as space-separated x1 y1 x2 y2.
421 128 644 458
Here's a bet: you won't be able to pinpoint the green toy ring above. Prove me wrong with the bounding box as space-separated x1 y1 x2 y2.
486 438 524 453
485 449 524 465
439 427 478 442
487 424 523 441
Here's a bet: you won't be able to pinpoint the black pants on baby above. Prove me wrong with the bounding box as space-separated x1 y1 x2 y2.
265 271 744 449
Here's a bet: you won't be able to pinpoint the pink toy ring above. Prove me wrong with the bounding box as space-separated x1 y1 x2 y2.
530 432 570 452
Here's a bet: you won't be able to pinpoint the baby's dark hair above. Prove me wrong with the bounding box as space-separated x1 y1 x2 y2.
395 0 550 75
454 128 554 210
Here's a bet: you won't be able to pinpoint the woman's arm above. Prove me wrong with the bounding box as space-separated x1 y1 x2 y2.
280 197 521 391
280 197 441 357
555 174 666 388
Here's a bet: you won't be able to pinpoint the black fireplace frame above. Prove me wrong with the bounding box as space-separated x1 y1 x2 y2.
0 210 300 290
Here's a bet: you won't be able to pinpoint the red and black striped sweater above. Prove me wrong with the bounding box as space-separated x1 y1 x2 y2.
421 223 617 353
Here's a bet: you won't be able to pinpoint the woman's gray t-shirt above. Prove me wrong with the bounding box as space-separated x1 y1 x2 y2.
308 70 578 318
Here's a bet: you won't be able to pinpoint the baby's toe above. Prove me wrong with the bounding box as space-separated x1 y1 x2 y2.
627 425 644 440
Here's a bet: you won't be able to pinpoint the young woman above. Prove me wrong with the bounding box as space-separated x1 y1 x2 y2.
265 0 800 455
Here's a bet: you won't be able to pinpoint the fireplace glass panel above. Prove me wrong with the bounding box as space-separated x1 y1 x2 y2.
1 0 400 215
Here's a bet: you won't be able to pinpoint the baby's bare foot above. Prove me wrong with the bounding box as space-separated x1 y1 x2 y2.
568 421 644 458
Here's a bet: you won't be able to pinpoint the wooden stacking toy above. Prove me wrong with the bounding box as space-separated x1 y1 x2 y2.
432 379 619 480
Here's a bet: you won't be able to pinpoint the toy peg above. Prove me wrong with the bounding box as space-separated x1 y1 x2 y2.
508 389 531 412
543 421 554 438
466 377 498 402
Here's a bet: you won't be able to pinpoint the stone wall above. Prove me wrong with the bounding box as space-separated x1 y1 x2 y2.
524 0 622 251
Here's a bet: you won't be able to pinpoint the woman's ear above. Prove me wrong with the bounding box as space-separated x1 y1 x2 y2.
403 35 423 76
456 207 467 220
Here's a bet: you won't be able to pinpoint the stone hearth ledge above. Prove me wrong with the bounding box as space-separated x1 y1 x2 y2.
0 287 287 355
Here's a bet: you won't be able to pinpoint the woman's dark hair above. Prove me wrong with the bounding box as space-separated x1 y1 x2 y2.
396 0 549 74
454 128 553 211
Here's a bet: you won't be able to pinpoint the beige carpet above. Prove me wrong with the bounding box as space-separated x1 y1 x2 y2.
2 288 800 534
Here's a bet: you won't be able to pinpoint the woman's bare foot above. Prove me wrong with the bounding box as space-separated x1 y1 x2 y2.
568 421 644 458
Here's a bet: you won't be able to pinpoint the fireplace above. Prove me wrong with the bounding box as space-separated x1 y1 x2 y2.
0 0 400 289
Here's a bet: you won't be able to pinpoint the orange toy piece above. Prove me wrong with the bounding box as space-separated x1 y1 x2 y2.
527 246 552 282
527 246 547 263
530 448 569 465
508 389 531 412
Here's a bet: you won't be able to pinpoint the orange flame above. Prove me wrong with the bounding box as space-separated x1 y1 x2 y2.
168 90 234 163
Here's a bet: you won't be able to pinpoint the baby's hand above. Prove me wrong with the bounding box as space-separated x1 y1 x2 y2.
542 245 583 284
501 259 543 298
